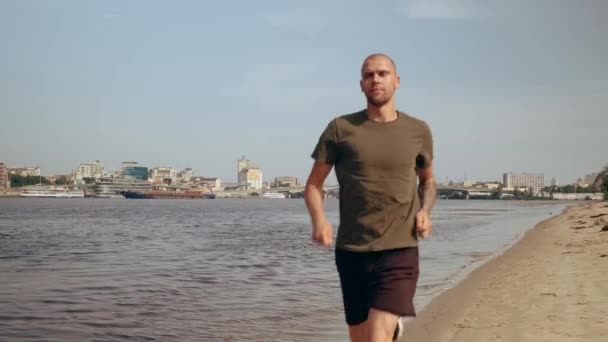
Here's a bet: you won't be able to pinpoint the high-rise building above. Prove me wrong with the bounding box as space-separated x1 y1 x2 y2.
0 163 10 189
239 167 263 189
75 161 104 181
237 156 263 189
237 156 250 185
503 172 545 194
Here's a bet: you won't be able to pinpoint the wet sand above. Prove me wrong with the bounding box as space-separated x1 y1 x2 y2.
401 201 608 342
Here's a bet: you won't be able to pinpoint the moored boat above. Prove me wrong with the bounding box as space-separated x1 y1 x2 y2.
121 190 215 199
20 185 84 198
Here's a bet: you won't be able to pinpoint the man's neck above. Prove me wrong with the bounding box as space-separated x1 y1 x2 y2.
366 103 398 123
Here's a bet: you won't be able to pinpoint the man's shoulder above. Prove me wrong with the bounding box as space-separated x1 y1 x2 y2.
333 110 366 125
399 111 431 130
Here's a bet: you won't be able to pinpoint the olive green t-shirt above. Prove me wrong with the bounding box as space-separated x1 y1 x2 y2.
311 110 433 252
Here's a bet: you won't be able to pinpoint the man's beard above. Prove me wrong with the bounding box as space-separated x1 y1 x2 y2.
365 93 391 107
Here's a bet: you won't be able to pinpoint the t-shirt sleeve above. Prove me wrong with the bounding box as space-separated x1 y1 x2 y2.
416 121 433 169
311 119 340 164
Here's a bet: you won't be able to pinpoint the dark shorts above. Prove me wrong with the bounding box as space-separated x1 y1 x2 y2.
335 247 419 326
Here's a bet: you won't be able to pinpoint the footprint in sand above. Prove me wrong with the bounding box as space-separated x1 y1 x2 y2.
589 213 607 219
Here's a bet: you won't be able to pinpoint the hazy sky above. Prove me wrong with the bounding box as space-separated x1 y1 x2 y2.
1 0 606 184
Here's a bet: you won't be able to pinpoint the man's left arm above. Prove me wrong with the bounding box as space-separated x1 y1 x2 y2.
416 163 436 238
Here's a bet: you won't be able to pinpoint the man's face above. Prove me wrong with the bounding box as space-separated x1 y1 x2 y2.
360 57 400 107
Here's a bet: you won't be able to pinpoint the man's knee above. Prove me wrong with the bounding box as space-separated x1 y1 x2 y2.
368 308 399 341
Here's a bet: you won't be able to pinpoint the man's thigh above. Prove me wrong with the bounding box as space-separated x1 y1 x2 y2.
335 249 370 326
369 247 419 317
335 247 420 326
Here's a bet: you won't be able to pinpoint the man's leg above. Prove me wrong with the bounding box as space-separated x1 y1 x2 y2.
347 321 368 342
336 249 371 342
367 308 399 342
367 247 420 341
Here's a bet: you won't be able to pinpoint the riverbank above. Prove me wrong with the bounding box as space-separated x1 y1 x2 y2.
401 201 608 341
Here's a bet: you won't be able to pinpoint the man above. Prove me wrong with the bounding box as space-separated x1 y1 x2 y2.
304 53 436 342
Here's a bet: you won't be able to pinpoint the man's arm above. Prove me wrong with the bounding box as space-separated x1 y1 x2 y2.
416 163 437 238
304 160 334 247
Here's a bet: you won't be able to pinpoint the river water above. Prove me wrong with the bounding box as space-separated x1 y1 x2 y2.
0 198 567 341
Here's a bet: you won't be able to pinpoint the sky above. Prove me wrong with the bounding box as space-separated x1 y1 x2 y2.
1 0 606 185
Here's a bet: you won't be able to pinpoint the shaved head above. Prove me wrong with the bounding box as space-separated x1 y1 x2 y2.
359 53 400 107
361 53 397 76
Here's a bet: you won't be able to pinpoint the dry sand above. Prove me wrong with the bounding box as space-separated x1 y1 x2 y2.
401 201 608 342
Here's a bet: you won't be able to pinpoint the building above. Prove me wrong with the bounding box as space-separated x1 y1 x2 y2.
503 172 545 194
239 167 263 189
0 163 10 189
583 173 598 187
122 166 149 180
272 176 299 187
121 161 138 169
484 183 501 190
177 168 193 183
192 177 222 191
149 167 177 184
75 160 104 182
551 177 557 186
237 156 263 189
9 167 41 177
237 156 251 185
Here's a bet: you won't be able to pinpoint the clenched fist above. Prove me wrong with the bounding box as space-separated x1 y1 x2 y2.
416 209 432 239
312 219 333 247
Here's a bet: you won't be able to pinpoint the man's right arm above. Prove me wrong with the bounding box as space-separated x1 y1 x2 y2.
304 160 334 247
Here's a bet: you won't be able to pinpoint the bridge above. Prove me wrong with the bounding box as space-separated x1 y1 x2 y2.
437 186 495 199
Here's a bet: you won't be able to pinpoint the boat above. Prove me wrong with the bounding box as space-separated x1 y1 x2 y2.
121 190 215 199
93 177 152 198
262 191 286 199
20 185 84 198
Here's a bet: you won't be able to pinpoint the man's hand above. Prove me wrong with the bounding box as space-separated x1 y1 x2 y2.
312 219 333 247
415 209 432 239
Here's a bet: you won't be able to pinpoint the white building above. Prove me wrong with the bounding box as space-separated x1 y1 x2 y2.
503 172 545 194
272 176 299 187
75 161 104 181
192 177 222 191
237 156 263 189
177 168 193 183
9 167 41 177
239 167 263 189
149 167 177 184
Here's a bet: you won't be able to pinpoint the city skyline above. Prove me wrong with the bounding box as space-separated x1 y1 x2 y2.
1 1 607 184
3 157 605 188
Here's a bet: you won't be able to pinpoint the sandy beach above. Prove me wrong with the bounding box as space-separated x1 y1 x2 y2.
401 201 608 342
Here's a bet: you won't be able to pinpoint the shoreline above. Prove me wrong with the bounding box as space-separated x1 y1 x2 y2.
401 201 608 341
